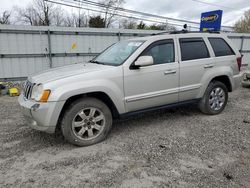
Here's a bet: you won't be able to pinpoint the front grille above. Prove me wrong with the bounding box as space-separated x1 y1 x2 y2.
23 81 34 99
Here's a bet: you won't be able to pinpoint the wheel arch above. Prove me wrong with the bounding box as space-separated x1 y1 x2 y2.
56 92 120 131
198 69 234 99
210 75 232 92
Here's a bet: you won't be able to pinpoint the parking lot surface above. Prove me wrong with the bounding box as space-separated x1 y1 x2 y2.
0 87 250 188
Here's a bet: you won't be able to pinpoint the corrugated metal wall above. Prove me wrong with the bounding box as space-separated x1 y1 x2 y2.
0 25 249 80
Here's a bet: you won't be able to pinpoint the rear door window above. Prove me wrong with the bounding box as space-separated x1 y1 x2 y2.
208 37 235 57
179 38 210 61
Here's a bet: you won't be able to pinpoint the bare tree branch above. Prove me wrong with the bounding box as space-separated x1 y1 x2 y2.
120 18 136 29
63 12 86 27
14 0 66 26
0 11 11 24
99 0 124 28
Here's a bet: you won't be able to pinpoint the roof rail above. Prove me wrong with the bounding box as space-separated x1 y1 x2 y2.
151 31 169 36
152 30 220 36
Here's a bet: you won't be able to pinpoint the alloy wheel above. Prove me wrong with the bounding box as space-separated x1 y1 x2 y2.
209 87 225 111
72 107 105 140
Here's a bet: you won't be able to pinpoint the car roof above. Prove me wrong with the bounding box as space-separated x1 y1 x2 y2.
128 32 226 42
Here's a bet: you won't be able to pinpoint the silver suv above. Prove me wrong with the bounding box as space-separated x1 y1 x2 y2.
19 32 242 146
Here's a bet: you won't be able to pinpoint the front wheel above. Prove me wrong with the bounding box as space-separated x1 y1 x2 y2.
61 97 113 146
199 81 228 115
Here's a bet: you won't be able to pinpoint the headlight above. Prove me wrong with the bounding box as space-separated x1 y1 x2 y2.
31 84 51 102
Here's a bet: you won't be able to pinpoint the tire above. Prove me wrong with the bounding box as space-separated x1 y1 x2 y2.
61 97 113 146
199 81 228 115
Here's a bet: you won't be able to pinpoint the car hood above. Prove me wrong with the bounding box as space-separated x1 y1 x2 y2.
29 63 113 84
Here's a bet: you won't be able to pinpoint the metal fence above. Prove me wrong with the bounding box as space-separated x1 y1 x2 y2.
0 25 249 80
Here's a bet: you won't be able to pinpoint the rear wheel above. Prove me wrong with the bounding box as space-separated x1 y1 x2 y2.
61 97 112 146
199 81 228 115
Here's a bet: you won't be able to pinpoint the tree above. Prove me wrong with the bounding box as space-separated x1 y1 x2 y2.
15 0 64 26
148 24 166 30
63 14 75 27
137 21 146 29
121 18 137 29
0 11 11 24
63 12 86 27
136 21 176 31
73 12 86 27
89 16 105 28
15 5 41 25
51 6 65 26
99 0 124 28
234 9 250 33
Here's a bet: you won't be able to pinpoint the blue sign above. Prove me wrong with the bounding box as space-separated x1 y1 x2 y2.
200 10 223 32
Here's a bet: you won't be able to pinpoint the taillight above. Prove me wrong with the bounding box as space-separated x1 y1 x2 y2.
237 56 242 71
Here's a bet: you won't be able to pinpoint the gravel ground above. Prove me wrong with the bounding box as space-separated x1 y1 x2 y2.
0 87 250 188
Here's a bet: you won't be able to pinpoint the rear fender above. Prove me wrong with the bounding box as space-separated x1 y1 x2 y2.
197 66 233 98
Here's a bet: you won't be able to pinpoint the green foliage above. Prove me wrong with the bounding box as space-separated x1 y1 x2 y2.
136 21 176 31
137 21 146 29
89 16 105 28
148 24 166 30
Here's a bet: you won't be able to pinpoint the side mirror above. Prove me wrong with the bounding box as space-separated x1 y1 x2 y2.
134 56 154 67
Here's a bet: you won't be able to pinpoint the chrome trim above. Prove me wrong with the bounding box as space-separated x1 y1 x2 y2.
179 84 202 92
125 84 201 103
23 81 34 99
125 88 179 102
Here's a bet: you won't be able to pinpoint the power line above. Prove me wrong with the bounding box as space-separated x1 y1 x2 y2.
75 0 200 25
46 0 200 29
45 0 233 31
74 0 234 29
192 0 235 10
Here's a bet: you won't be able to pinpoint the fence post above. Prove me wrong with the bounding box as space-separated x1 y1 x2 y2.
47 29 53 68
118 31 121 41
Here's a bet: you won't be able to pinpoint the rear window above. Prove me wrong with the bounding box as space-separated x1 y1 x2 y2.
180 38 210 61
208 37 235 57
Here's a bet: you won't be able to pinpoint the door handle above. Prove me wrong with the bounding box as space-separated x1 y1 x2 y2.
204 64 214 69
164 70 176 75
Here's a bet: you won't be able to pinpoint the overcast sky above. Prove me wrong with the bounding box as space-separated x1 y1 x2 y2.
0 0 249 27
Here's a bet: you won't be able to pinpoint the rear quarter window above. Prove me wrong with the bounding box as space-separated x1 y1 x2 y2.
179 38 210 61
208 37 235 57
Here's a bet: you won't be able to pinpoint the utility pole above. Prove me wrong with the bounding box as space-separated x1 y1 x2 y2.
78 0 81 27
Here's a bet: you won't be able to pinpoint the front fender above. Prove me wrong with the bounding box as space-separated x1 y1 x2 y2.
48 79 125 114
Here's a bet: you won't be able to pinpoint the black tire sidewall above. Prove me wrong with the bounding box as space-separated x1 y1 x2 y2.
203 81 228 115
61 97 112 146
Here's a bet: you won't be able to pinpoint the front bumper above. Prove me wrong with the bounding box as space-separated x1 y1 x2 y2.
18 93 65 133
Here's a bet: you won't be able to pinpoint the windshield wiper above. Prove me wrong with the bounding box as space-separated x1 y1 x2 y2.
89 60 105 65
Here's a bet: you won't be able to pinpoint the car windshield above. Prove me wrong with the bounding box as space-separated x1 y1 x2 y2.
92 41 144 66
